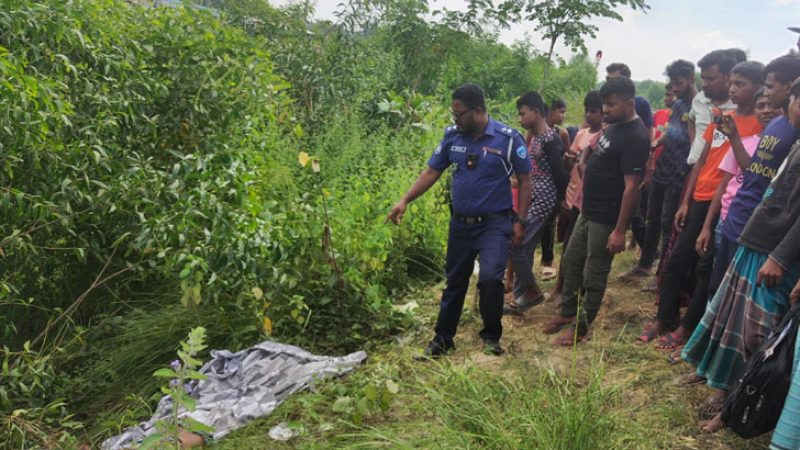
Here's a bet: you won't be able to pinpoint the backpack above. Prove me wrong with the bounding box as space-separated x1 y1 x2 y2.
720 302 800 438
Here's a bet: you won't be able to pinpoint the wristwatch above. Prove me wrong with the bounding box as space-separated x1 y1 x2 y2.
513 216 529 227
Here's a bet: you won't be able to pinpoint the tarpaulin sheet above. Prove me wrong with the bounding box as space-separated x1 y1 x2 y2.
102 341 366 449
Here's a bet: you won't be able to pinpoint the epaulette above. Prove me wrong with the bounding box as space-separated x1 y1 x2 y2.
444 125 458 135
496 125 518 138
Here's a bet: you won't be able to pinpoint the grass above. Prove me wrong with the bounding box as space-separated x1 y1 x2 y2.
189 246 776 449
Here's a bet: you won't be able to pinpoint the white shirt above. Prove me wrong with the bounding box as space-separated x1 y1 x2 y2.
687 91 735 164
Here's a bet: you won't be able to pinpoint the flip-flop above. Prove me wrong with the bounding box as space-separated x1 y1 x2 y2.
637 327 657 343
677 373 707 386
654 332 685 351
667 348 684 365
502 294 544 315
541 266 557 281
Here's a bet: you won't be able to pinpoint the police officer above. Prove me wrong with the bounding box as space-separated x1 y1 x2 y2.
386 84 533 358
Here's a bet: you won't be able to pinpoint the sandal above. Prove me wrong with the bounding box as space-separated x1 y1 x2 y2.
654 332 685 351
541 266 557 281
543 315 575 334
667 347 684 365
502 294 544 316
677 373 707 386
637 327 657 343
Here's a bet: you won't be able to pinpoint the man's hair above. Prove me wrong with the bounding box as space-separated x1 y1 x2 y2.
790 77 800 98
755 86 767 99
600 77 636 101
665 59 695 80
583 90 603 110
452 83 486 110
765 54 800 85
605 62 632 78
516 91 546 114
665 83 673 92
731 61 765 85
727 48 748 64
550 98 567 110
698 49 737 75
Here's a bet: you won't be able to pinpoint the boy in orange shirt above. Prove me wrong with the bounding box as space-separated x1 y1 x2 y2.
644 61 764 348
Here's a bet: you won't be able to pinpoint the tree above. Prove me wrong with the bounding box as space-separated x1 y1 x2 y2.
497 0 649 87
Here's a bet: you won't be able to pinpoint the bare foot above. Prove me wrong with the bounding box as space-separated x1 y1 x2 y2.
699 414 724 433
552 328 588 347
543 315 575 334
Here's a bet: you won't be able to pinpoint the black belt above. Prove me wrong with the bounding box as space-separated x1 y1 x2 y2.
453 211 511 225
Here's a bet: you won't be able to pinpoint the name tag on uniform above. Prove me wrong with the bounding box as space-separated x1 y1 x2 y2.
451 146 467 153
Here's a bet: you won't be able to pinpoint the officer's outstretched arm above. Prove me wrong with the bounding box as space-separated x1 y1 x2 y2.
386 167 442 224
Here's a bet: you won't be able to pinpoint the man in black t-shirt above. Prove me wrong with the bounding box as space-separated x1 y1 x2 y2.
543 77 650 345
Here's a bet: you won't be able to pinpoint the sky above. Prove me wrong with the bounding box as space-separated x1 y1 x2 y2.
274 0 800 81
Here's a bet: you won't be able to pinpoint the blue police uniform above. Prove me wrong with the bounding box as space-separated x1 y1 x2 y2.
427 119 531 343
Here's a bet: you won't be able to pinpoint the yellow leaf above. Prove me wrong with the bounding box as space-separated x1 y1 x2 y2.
298 151 310 167
294 124 304 138
251 286 263 300
263 316 273 335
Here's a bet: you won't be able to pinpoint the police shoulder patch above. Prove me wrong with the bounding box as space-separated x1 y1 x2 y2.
516 145 528 159
444 125 457 134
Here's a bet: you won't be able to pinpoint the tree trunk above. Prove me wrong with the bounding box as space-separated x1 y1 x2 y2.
539 36 557 91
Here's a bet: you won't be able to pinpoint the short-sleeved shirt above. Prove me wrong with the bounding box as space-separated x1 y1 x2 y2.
428 119 531 217
719 135 760 220
652 108 671 162
688 92 736 164
653 98 692 188
582 118 650 225
693 113 762 202
635 96 654 129
565 128 602 210
527 129 561 219
722 115 800 243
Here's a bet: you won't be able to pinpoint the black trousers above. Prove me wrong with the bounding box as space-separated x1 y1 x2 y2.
630 186 649 248
639 181 682 269
656 200 711 330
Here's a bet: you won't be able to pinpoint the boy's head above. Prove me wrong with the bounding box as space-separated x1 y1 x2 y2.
548 98 567 126
726 48 748 65
698 49 736 102
605 62 632 80
754 87 776 128
664 84 675 108
583 90 603 128
600 77 636 124
764 54 800 110
516 91 546 131
451 83 486 135
788 78 800 129
665 59 696 100
729 61 764 108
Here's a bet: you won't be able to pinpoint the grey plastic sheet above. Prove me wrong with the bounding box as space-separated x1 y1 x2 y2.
101 341 367 449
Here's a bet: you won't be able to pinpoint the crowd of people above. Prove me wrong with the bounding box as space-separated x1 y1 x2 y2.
386 30 800 447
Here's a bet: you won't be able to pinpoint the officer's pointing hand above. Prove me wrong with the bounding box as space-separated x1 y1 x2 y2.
386 200 407 225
